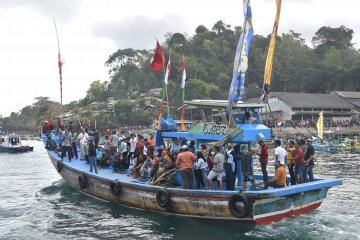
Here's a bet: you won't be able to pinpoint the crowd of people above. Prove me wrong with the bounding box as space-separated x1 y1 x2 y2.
264 118 360 129
43 120 316 191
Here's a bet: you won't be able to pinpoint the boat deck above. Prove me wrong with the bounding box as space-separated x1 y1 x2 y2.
48 150 342 198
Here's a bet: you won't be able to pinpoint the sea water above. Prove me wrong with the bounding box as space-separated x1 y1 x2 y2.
0 141 359 240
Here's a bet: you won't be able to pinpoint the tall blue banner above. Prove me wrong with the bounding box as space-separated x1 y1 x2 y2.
227 0 254 113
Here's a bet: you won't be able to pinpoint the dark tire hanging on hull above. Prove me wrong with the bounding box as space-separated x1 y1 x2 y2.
156 189 171 208
78 173 87 190
228 193 250 218
110 181 122 196
48 139 57 151
56 161 64 173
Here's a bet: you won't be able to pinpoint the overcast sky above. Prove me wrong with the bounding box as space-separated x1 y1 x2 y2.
0 0 359 117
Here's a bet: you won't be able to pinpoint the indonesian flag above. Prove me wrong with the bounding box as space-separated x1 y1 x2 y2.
181 56 186 89
180 55 186 131
164 53 171 85
150 40 165 71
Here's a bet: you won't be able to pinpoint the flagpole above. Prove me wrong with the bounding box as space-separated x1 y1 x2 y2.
53 17 64 126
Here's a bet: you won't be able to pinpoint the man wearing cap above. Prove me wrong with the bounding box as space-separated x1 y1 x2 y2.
257 140 268 182
207 146 224 190
263 161 286 189
241 145 257 191
176 145 196 189
304 138 315 182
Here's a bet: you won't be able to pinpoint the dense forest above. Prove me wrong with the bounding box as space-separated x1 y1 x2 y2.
1 21 359 133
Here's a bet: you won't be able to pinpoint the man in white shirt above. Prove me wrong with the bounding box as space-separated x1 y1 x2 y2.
274 139 287 166
128 134 137 165
225 145 236 190
77 128 89 160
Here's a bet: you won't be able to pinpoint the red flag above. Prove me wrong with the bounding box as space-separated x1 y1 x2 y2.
58 53 64 106
150 40 165 71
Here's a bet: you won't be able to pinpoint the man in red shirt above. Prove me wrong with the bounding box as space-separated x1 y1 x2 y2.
257 140 268 182
176 145 196 189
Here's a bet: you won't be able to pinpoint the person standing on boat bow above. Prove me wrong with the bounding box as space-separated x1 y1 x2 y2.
304 138 315 182
77 128 89 160
176 145 196 189
274 140 286 166
257 140 268 183
88 138 98 174
61 127 72 162
287 140 305 184
207 146 224 190
241 146 257 191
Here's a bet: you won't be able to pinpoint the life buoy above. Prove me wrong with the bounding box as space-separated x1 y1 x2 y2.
156 189 170 208
228 193 250 218
56 161 63 173
78 173 87 189
110 181 121 196
48 139 57 151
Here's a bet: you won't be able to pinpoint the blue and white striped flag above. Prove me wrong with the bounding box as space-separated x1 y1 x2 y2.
227 0 254 113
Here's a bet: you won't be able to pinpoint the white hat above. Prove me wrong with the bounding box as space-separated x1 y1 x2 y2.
181 145 188 150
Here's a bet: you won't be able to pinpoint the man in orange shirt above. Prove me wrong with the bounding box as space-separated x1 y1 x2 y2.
263 161 286 189
176 145 196 189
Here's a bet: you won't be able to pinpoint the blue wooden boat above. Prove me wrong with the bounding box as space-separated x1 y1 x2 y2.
312 140 338 153
43 100 342 224
43 0 341 224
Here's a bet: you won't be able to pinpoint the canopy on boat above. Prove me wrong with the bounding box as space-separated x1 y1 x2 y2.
184 100 266 110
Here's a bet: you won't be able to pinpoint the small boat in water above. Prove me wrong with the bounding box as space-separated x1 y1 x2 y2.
0 135 34 153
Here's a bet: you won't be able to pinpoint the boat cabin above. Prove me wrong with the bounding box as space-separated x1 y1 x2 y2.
156 100 271 149
0 135 23 147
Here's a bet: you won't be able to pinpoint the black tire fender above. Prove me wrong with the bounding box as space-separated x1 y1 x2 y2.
78 173 87 190
48 139 57 151
57 161 64 173
110 181 122 196
156 189 171 208
228 193 250 218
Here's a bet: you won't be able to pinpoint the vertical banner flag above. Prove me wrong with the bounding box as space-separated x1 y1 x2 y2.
227 0 254 113
157 51 171 130
317 111 324 140
58 53 64 106
180 55 186 131
260 0 282 103
150 40 165 71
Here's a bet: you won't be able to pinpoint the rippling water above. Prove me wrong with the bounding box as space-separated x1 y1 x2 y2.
0 141 359 240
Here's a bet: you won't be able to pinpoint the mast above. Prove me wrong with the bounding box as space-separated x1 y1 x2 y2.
53 18 64 126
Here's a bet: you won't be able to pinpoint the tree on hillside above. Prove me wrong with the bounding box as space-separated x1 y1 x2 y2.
312 25 354 57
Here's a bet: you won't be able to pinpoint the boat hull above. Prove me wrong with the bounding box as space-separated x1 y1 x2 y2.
48 151 334 224
0 145 33 153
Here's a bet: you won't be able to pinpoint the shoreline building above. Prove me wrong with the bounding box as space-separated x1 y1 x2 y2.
255 92 355 122
331 91 360 119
